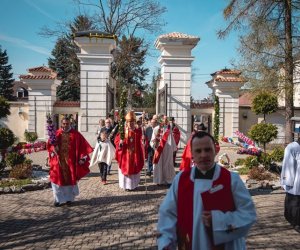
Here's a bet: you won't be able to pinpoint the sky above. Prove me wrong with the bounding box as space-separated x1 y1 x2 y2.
0 0 240 100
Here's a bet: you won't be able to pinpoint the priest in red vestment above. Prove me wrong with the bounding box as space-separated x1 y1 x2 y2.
114 111 144 191
47 117 93 207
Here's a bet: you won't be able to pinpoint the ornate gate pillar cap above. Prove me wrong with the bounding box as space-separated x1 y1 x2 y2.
73 30 117 41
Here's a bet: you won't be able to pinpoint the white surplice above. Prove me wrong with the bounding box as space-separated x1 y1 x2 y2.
157 164 257 250
89 139 116 167
281 141 300 195
51 183 79 204
118 169 140 190
150 125 177 185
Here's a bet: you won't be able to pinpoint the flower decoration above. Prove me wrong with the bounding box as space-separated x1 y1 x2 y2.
46 114 57 145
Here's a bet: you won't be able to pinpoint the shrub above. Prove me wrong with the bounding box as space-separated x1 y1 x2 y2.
0 179 32 188
0 161 5 172
248 166 274 181
9 163 32 179
269 146 284 162
0 96 11 119
248 123 278 152
0 127 15 150
5 152 26 167
24 131 38 143
258 152 272 170
24 158 33 166
244 156 260 168
234 158 245 166
251 91 278 117
238 166 251 175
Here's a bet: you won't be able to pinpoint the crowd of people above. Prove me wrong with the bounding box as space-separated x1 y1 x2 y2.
47 111 183 199
46 111 261 249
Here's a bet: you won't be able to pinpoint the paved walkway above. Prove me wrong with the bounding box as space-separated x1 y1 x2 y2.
0 149 300 249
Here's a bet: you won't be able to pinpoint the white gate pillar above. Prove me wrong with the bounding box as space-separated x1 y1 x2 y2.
74 31 117 144
206 69 246 139
20 66 61 140
155 32 200 147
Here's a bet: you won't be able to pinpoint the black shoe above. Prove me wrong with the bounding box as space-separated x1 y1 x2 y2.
66 201 72 206
54 202 61 207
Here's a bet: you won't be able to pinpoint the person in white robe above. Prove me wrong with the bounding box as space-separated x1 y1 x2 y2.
281 140 300 233
89 131 116 184
150 115 176 185
157 131 256 250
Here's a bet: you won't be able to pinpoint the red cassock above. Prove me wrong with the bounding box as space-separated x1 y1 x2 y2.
114 128 145 175
47 129 93 186
173 126 180 146
179 136 192 171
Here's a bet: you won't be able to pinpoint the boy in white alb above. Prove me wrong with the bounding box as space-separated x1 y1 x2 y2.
90 131 115 184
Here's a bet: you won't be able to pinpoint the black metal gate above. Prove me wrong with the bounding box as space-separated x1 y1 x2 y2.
106 83 114 115
158 84 168 116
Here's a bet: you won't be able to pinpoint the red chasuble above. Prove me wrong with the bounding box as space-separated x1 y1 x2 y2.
114 128 144 175
177 167 235 250
47 129 93 186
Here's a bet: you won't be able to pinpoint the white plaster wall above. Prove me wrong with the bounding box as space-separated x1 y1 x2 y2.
0 103 29 142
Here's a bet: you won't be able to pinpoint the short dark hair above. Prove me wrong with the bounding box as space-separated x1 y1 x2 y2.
198 123 207 131
61 117 70 122
190 131 215 149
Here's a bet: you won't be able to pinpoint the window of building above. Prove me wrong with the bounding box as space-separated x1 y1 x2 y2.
16 87 28 98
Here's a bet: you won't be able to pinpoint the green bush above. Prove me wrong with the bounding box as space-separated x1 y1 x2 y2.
248 123 278 152
248 166 274 181
24 158 33 166
244 156 260 168
0 161 5 172
234 158 245 166
238 166 250 175
0 178 32 188
5 152 26 167
0 127 15 150
0 96 11 119
24 131 38 143
269 146 284 162
9 163 32 179
258 152 272 169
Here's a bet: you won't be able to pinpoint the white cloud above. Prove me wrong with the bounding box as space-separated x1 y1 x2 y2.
0 34 51 56
24 0 57 22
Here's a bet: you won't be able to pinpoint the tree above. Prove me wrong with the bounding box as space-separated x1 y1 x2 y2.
142 70 159 108
48 15 96 101
248 123 278 153
249 91 279 153
75 0 166 108
252 91 278 120
74 0 166 38
111 36 149 108
0 46 15 101
0 96 10 119
218 0 300 144
0 127 15 167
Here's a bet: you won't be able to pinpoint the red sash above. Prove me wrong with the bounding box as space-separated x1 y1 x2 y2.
177 170 194 250
153 127 170 164
177 167 235 250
